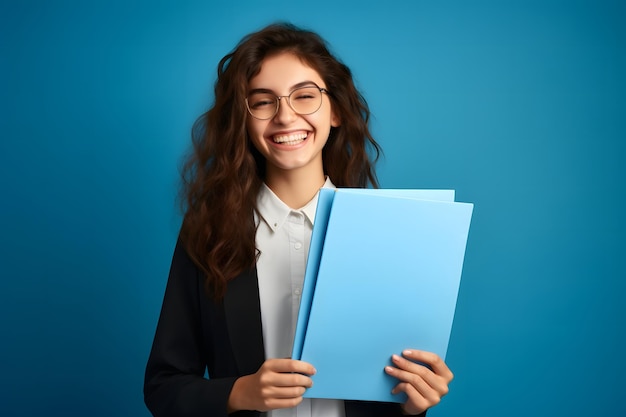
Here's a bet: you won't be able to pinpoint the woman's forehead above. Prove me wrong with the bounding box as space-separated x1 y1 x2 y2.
248 52 325 91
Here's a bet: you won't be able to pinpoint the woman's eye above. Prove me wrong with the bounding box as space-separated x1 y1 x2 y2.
293 92 316 101
251 98 275 108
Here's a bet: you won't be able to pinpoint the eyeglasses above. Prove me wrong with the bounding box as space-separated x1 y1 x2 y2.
245 85 329 120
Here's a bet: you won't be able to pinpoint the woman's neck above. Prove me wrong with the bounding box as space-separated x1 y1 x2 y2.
265 167 326 209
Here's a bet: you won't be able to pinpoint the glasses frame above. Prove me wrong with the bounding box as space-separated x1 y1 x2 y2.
245 84 329 120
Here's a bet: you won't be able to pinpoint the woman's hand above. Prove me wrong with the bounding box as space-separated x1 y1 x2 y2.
385 349 453 415
227 358 316 413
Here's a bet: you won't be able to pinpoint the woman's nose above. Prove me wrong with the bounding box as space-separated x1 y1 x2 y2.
272 97 297 124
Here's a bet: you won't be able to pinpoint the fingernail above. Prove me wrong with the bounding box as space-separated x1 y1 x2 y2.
392 354 400 362
403 350 412 356
385 366 394 373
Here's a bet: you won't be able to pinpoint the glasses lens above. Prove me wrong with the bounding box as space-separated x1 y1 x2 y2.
247 93 278 119
289 87 322 115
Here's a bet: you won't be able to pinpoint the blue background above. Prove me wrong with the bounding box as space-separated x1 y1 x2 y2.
1 1 624 416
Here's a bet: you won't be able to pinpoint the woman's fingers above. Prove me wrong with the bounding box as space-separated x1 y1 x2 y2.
401 349 454 381
260 359 315 388
384 349 453 415
388 352 451 391
264 358 316 376
259 369 314 389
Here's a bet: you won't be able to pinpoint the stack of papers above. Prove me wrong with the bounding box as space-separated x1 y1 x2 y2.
292 189 474 403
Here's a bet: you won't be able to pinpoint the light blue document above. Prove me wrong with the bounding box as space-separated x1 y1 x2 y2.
292 189 473 403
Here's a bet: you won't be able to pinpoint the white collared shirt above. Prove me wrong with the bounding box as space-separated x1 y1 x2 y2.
255 177 345 417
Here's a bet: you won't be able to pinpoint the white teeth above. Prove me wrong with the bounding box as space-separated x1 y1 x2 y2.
273 132 308 144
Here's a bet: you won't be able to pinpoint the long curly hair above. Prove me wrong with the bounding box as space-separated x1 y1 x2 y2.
180 22 381 299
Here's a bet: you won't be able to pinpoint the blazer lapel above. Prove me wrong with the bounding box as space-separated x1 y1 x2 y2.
224 268 266 375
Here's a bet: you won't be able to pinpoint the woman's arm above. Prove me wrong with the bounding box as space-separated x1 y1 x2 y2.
144 240 315 416
144 239 237 417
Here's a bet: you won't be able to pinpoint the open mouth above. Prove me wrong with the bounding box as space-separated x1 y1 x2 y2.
272 132 309 146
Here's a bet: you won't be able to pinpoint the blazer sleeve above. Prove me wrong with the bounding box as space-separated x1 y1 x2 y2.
144 239 251 417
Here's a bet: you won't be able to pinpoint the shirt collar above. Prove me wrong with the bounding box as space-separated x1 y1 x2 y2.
256 177 336 232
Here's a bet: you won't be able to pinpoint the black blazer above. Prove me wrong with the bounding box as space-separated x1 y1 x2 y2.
144 239 420 417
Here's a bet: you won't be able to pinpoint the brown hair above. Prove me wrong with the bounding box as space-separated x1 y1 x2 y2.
180 22 381 299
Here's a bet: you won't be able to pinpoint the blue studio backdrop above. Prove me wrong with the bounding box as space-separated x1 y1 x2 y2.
1 1 624 416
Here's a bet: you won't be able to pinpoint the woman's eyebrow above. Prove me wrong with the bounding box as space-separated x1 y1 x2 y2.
291 80 319 89
248 80 320 95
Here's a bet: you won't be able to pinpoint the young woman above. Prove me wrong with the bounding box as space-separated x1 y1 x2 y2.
144 23 453 417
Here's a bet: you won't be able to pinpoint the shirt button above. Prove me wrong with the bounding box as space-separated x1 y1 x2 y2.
294 242 302 250
294 288 302 295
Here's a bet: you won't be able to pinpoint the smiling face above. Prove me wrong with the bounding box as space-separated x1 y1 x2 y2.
246 52 340 181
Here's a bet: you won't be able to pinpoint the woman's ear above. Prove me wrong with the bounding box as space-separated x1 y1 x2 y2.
331 111 341 127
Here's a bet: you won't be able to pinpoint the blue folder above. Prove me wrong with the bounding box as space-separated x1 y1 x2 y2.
292 189 473 403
